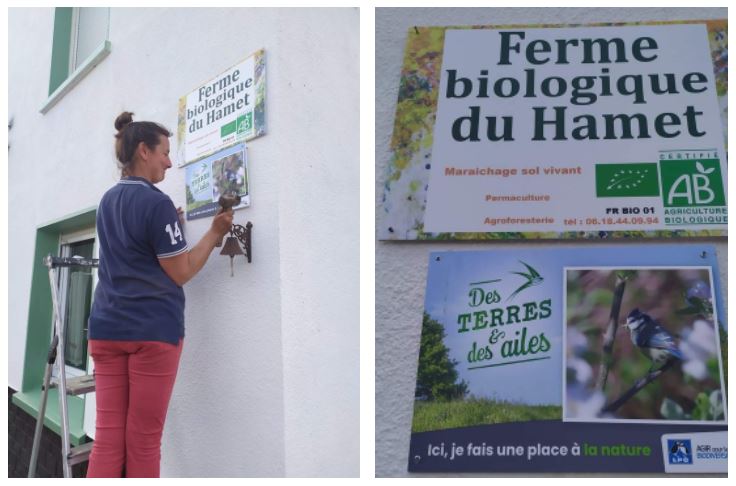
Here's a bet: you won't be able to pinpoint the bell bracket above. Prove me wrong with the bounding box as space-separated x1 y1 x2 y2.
231 222 253 263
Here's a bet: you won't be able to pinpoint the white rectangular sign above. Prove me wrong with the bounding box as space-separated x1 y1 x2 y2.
424 24 727 234
661 431 727 473
177 49 266 167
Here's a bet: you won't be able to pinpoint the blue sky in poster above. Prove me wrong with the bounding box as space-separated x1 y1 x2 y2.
424 250 564 406
421 245 725 407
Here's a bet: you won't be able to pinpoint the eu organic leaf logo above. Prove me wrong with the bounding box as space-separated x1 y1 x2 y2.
595 163 660 198
696 161 715 175
606 168 650 191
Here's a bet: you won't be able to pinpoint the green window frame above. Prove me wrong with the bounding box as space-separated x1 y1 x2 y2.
41 7 112 114
11 207 97 445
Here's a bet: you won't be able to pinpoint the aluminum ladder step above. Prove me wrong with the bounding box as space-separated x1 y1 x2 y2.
51 374 95 396
68 441 94 466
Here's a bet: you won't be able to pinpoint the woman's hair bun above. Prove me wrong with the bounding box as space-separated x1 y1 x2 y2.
114 111 135 132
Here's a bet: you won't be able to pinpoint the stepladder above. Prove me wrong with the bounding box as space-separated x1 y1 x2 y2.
29 254 98 478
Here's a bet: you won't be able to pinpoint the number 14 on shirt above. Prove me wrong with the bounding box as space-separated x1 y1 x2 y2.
165 222 183 245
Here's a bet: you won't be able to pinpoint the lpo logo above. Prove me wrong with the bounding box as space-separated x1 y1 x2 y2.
668 439 693 465
660 159 725 207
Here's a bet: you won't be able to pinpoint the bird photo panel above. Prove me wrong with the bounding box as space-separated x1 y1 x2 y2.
408 245 726 473
563 267 726 425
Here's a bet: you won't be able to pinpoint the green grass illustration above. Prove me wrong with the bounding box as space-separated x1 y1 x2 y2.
412 398 561 433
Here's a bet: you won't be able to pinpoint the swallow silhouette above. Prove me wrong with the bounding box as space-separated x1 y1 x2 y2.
507 260 543 301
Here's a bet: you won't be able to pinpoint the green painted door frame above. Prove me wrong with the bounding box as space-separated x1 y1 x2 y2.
12 206 97 445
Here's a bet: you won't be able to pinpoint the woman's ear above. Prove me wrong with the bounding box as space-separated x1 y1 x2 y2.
136 141 149 161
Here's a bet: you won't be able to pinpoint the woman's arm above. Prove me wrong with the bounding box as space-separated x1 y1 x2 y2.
158 209 233 286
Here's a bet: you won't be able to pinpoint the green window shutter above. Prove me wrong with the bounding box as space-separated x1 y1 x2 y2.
48 7 73 96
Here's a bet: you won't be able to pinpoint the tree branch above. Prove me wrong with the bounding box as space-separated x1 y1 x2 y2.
601 359 676 414
595 274 627 392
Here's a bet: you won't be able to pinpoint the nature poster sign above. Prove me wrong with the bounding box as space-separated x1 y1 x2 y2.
185 143 250 221
177 49 266 167
381 20 727 240
410 246 726 473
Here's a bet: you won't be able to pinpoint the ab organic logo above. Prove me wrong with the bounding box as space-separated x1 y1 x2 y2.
237 112 253 134
660 159 725 208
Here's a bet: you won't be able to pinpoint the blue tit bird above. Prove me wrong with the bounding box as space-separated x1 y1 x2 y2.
624 308 683 372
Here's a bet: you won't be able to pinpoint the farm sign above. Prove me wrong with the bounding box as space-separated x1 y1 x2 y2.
381 20 727 240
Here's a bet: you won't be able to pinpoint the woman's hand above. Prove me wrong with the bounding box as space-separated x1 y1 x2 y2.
211 208 234 238
159 208 235 286
177 206 185 228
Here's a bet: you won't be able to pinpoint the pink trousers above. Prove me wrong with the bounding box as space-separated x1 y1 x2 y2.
86 339 183 478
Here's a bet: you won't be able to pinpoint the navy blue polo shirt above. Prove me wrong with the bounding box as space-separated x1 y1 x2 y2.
88 176 189 344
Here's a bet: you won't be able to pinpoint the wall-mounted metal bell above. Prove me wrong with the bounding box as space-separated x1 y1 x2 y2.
213 191 252 276
220 236 245 277
214 193 242 248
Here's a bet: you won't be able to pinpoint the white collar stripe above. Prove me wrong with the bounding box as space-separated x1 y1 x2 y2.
118 180 149 186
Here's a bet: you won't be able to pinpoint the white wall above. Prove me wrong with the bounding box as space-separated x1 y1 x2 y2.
375 7 728 477
274 8 360 477
8 7 358 477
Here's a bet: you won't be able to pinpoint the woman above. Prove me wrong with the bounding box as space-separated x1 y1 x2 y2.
86 112 233 477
